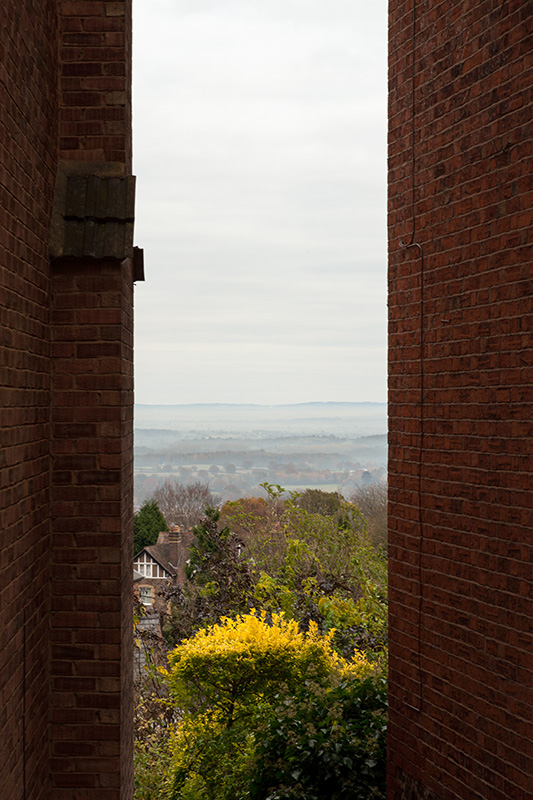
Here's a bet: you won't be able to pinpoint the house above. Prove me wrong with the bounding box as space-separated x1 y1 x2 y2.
133 527 195 610
133 527 195 677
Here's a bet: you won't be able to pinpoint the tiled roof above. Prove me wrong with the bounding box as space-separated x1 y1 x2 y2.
144 546 177 578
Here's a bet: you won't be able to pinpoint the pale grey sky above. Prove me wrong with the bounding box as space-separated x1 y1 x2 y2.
132 0 387 404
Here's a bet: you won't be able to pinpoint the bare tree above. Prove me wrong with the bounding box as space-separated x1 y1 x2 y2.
350 482 388 550
151 480 219 529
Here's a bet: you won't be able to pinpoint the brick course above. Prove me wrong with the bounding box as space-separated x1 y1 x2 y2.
388 1 532 799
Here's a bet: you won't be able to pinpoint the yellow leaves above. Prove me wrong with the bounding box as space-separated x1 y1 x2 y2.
161 605 384 799
166 608 374 720
170 609 303 664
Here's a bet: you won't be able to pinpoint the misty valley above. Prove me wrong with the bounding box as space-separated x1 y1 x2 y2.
134 402 387 506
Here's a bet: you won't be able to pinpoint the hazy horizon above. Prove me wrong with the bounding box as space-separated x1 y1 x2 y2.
134 401 387 438
133 400 387 505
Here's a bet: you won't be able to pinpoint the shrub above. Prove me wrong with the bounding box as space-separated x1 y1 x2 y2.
162 611 377 799
350 483 388 550
164 610 365 724
135 725 172 800
250 675 387 800
166 713 255 800
134 651 175 799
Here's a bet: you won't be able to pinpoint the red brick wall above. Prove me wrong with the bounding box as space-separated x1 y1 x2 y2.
0 2 58 798
388 2 532 799
51 3 134 796
119 255 135 800
1 2 135 798
59 0 132 167
49 257 134 798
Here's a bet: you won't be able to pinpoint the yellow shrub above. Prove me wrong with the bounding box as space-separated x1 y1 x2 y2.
164 610 371 726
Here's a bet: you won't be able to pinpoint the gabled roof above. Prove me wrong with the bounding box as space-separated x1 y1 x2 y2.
143 545 176 578
133 530 196 582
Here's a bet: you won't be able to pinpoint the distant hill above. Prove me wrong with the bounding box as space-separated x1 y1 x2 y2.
134 402 387 438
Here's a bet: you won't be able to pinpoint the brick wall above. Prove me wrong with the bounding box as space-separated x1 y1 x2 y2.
0 2 135 798
59 0 132 167
49 257 134 798
51 3 134 796
388 1 532 799
0 2 58 798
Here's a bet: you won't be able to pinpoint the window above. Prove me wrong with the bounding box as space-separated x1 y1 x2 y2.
134 559 149 577
134 554 169 579
139 586 152 605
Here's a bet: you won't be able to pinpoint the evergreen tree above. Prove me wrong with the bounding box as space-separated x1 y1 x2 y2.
170 508 254 635
134 500 168 555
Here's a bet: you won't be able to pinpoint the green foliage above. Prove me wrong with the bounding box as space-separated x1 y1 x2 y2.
253 571 298 617
133 610 177 800
135 722 172 800
162 611 376 799
137 485 389 798
293 487 344 516
318 580 388 654
164 508 254 643
242 484 388 656
250 675 387 800
134 499 168 555
248 483 384 587
167 484 388 657
167 716 255 800
280 491 383 591
185 507 234 583
186 485 386 658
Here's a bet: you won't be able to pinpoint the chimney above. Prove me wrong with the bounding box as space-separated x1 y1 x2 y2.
168 524 182 544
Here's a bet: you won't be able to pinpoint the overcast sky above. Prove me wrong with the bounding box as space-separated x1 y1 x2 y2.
132 0 387 405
